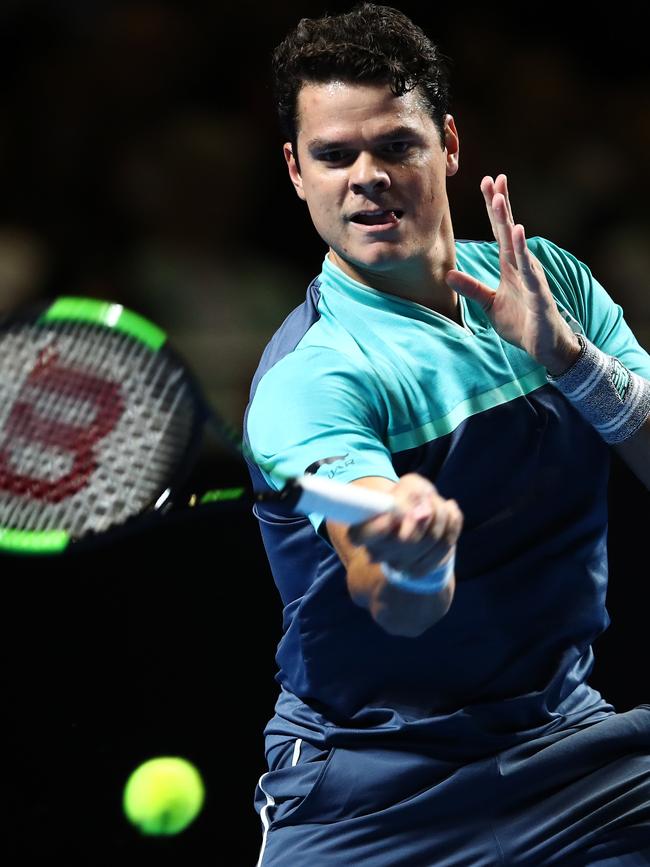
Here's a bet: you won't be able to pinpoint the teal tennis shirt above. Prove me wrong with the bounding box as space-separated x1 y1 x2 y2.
245 237 650 761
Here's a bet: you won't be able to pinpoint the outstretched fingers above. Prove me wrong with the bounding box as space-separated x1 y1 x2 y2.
481 176 499 241
512 223 547 298
482 174 517 268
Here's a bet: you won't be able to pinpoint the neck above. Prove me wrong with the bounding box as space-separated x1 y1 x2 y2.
328 214 460 323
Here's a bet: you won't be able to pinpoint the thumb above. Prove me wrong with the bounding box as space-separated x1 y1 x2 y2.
446 269 496 313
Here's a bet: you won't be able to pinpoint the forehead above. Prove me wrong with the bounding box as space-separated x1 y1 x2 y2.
295 80 435 143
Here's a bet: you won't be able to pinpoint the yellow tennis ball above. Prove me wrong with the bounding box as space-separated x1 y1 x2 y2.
123 756 205 835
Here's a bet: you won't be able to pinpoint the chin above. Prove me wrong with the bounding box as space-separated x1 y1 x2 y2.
350 245 410 272
333 235 404 260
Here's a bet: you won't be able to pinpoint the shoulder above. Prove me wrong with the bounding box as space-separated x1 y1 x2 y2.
526 236 612 333
250 274 377 393
454 236 579 285
526 236 587 281
249 276 323 394
454 235 599 335
455 235 580 267
250 343 377 418
456 235 582 275
455 235 587 300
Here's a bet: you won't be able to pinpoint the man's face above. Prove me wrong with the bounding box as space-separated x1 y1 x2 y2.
284 80 459 283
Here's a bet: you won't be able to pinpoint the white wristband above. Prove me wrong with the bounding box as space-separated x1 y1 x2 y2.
381 551 455 595
546 334 650 444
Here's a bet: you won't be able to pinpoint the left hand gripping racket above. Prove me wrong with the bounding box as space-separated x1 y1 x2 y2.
0 297 396 554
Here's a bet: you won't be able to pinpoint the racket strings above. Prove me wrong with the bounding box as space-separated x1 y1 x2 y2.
119 359 190 518
72 323 195 525
0 317 196 538
1 320 118 532
3 318 132 526
11 320 124 488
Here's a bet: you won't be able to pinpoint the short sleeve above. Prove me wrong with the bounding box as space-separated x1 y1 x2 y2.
529 236 650 379
246 345 398 530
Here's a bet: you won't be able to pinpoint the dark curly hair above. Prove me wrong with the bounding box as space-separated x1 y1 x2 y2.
271 3 452 165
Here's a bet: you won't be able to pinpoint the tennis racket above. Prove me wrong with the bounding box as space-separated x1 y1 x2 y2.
0 296 396 555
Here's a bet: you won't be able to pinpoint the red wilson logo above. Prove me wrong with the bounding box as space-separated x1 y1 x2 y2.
0 345 125 502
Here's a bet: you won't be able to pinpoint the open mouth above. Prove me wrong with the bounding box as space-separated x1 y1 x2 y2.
350 209 404 226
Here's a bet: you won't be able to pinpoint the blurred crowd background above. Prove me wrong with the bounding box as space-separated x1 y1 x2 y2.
1 0 648 434
2 2 648 864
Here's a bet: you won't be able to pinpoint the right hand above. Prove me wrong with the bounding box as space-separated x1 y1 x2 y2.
347 473 463 577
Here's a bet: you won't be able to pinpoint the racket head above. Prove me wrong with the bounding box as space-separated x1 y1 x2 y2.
0 296 208 554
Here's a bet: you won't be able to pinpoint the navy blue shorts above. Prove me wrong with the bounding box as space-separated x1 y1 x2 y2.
254 704 650 865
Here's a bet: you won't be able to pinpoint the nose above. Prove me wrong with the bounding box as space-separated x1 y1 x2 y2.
348 151 390 195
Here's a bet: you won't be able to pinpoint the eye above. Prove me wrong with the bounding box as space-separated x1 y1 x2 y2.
318 150 352 163
382 141 411 155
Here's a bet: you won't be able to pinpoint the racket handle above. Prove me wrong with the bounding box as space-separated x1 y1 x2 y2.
287 475 397 524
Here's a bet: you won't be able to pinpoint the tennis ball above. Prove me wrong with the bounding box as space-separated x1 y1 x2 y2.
123 756 205 835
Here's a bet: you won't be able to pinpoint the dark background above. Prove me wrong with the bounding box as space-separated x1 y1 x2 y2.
1 1 648 864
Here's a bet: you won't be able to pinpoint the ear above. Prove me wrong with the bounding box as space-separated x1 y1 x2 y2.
284 143 306 201
443 115 460 177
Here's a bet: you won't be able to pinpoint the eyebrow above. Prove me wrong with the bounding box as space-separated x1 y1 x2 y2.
305 125 422 153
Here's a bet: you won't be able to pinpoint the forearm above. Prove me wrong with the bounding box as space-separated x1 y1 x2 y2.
346 546 455 638
327 474 462 637
613 416 650 489
544 333 650 489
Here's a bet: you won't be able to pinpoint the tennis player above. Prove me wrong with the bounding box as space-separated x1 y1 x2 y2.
244 4 650 864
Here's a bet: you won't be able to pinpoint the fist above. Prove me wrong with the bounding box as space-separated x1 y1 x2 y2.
347 473 463 576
